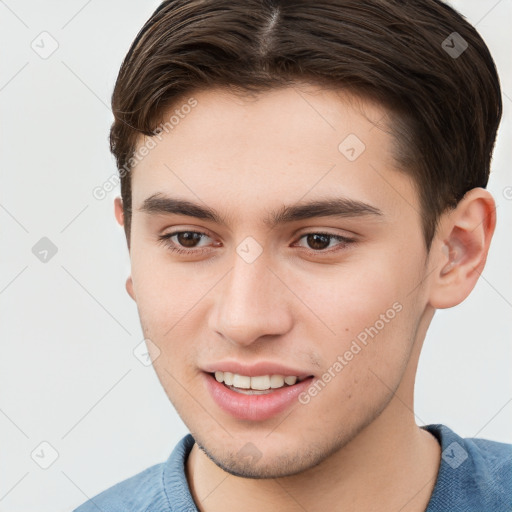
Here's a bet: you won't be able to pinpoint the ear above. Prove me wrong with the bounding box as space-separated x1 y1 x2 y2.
115 196 136 302
126 275 136 302
428 188 496 309
114 196 124 226
115 195 132 251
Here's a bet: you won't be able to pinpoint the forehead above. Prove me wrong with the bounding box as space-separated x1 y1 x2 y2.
130 85 418 226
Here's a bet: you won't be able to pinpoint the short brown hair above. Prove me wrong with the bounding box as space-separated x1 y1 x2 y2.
110 0 502 250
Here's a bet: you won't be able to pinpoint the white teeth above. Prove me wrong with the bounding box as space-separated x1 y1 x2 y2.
232 374 251 389
250 375 270 390
270 375 285 388
213 371 302 390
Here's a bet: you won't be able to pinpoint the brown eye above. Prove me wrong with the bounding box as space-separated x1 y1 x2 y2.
175 231 203 248
305 234 330 250
295 232 355 253
157 230 213 255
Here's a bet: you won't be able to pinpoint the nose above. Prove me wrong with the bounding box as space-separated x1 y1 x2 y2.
208 252 293 347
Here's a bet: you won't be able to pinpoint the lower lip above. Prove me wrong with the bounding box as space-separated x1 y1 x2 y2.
203 372 314 422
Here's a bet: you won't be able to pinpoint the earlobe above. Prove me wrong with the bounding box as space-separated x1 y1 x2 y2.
126 275 136 301
114 197 124 227
429 188 496 309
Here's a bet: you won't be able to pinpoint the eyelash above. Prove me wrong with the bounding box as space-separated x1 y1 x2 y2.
157 230 355 256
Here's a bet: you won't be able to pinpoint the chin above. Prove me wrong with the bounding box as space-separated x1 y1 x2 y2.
193 433 339 479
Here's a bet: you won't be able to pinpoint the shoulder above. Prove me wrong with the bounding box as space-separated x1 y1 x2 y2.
462 433 512 498
424 424 512 511
73 434 196 512
73 461 169 512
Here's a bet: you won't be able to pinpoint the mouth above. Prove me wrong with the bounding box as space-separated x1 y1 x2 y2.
203 370 315 421
208 371 314 395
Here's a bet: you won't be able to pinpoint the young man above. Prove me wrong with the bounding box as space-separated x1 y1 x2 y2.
75 1 511 510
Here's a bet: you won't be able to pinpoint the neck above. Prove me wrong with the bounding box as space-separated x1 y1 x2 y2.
186 402 441 512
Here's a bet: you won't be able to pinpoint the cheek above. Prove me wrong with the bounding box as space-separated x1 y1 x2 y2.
291 258 405 337
129 247 220 380
294 254 418 383
130 241 197 325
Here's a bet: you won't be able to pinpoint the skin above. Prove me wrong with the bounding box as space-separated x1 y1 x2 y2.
114 84 496 511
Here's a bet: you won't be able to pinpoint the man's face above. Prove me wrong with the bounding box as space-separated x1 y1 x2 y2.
126 85 433 478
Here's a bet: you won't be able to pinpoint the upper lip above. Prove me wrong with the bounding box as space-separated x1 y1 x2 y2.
202 360 314 379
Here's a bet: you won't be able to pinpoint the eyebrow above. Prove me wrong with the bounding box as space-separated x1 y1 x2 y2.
139 193 383 229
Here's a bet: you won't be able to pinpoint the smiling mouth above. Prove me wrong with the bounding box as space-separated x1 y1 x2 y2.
208 372 314 395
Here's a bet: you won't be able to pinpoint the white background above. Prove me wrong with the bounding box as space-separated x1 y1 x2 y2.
0 1 510 511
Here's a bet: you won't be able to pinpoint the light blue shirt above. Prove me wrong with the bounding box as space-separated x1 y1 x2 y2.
73 424 512 511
